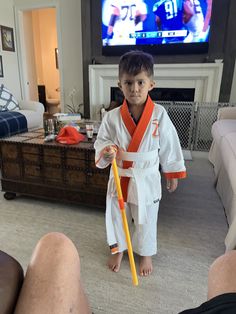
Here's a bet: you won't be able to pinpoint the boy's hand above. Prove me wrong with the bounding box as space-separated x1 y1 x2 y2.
102 145 117 163
166 178 178 193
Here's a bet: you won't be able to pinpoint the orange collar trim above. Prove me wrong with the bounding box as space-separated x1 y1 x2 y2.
120 95 155 201
120 95 154 153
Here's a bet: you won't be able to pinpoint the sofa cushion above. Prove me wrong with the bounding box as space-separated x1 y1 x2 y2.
217 133 236 223
218 107 236 120
221 133 236 167
216 132 236 250
209 120 236 175
0 84 20 112
211 119 236 143
20 109 42 130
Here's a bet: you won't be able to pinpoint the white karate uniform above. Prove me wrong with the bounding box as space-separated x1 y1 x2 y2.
94 103 186 256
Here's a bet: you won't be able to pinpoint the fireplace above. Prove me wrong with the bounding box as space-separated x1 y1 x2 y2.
150 88 195 102
110 87 195 106
89 63 223 120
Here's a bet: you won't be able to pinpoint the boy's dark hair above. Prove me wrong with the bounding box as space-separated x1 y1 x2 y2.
119 50 154 79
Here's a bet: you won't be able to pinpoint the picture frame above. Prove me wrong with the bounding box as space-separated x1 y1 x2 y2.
1 26 15 52
0 56 3 77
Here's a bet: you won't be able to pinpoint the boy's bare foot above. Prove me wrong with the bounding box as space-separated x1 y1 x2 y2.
107 252 123 272
139 256 153 276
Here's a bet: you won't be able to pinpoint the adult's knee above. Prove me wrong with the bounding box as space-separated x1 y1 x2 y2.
209 250 236 275
207 250 236 299
39 232 73 248
33 232 80 265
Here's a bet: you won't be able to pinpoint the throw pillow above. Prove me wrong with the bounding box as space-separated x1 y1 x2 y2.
0 84 19 112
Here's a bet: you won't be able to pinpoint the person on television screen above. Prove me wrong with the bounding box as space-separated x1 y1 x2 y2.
102 0 147 46
202 0 212 32
183 0 212 42
94 50 186 276
152 0 186 43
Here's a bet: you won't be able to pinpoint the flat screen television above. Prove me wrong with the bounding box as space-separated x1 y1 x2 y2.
101 0 213 56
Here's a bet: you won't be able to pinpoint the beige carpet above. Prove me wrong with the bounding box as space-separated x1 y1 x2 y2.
0 153 228 314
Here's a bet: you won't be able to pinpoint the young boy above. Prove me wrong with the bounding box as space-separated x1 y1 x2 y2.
94 50 186 277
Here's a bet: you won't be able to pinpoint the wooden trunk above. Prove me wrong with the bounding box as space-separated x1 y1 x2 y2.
0 130 109 208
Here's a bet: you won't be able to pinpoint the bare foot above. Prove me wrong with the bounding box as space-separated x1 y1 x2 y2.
107 252 123 272
139 256 153 276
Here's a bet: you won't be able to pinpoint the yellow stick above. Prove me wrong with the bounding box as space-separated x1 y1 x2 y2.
112 159 139 286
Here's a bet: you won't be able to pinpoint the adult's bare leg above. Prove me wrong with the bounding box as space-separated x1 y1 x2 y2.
14 232 91 314
207 250 236 300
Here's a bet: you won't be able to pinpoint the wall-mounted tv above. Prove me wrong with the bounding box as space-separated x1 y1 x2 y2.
102 0 213 56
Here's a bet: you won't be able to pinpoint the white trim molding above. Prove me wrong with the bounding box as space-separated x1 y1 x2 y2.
89 63 223 120
14 1 64 107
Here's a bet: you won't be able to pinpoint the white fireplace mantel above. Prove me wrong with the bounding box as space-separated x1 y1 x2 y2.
89 63 223 120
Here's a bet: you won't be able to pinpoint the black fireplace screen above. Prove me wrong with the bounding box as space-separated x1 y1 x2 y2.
110 87 195 105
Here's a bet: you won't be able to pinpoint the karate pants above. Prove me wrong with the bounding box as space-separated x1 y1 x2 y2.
108 198 159 256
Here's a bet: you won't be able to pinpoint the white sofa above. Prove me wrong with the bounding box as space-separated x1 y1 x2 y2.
209 107 236 250
0 82 44 134
18 100 44 130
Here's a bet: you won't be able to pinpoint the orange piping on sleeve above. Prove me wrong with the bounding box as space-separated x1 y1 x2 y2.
164 171 187 179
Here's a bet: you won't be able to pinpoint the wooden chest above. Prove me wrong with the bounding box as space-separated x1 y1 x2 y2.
0 130 109 207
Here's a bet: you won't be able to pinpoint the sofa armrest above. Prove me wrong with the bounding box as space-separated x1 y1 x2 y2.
18 100 44 115
217 107 236 120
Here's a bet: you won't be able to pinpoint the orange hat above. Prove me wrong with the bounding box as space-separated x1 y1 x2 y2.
56 126 85 144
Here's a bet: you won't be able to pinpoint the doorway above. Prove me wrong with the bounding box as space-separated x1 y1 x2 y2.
15 4 62 115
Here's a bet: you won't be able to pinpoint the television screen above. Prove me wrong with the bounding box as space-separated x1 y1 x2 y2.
101 0 212 55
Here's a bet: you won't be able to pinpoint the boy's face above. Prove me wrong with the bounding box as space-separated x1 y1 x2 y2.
118 71 155 107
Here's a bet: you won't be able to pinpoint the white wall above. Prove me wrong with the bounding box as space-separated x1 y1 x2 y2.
32 8 60 100
0 0 22 99
58 0 83 112
12 0 83 112
22 11 38 100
